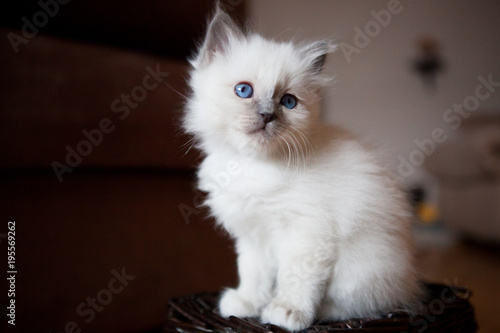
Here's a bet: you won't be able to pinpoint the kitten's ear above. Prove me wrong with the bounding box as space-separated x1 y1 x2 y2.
191 2 244 69
302 40 337 74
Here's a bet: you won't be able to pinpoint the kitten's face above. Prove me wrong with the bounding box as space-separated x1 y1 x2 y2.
184 8 334 159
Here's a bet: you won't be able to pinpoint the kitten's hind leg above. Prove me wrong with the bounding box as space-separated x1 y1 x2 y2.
219 238 275 318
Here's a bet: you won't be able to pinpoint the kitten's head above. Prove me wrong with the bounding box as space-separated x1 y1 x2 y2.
184 4 335 160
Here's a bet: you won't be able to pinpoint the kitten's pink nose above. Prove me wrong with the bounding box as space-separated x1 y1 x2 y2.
259 111 276 125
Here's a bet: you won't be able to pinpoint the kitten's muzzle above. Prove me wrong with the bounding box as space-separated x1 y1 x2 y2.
248 105 278 137
259 110 277 125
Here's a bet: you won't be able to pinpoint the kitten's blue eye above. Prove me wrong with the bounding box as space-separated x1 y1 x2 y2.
235 83 253 98
280 94 297 109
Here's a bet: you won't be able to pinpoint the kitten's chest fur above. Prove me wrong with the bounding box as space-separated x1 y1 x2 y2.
198 153 300 239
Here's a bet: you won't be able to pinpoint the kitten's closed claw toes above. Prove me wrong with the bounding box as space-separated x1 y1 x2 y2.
219 288 260 318
261 301 314 331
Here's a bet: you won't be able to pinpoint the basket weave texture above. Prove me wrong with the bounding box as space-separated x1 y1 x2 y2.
163 283 478 333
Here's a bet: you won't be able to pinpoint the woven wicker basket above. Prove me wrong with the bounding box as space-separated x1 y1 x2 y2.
163 283 477 332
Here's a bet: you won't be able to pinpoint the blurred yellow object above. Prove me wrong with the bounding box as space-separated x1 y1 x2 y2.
417 203 439 224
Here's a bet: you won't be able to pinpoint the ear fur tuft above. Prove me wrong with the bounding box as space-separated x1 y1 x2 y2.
302 40 337 73
191 2 244 69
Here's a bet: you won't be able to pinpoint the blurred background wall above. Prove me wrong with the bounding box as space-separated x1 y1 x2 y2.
1 1 499 332
249 0 500 192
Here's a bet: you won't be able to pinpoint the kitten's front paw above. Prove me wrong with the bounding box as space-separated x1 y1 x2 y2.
219 288 260 318
261 301 314 331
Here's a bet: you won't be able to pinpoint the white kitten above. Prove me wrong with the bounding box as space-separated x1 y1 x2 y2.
183 5 422 331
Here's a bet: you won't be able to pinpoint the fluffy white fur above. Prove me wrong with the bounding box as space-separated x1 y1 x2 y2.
183 5 422 331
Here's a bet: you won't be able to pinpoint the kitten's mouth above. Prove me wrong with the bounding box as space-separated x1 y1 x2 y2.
249 125 266 135
248 123 274 138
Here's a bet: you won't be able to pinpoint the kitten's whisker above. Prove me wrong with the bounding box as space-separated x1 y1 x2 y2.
292 134 304 170
289 131 308 171
180 136 197 156
288 134 297 170
284 136 293 170
279 133 293 171
290 132 301 169
161 81 188 99
180 136 196 149
288 132 298 168
296 128 314 164
278 135 289 168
